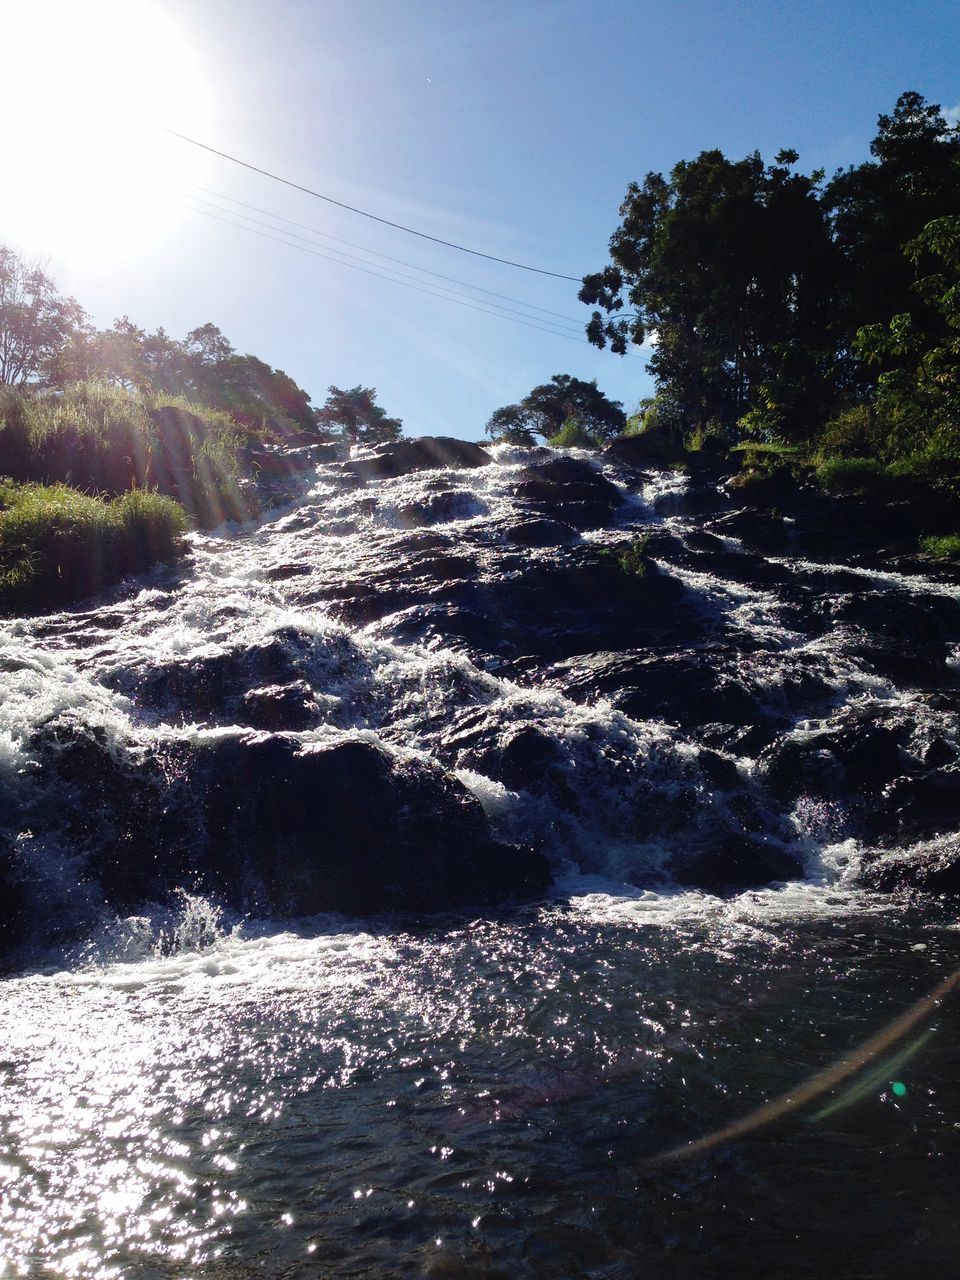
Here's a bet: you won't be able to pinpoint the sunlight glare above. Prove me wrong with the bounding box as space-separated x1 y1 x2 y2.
2 0 214 264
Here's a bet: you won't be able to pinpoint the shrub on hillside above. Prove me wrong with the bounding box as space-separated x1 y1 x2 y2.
547 417 599 449
815 456 888 496
0 481 187 613
0 383 248 525
920 533 960 558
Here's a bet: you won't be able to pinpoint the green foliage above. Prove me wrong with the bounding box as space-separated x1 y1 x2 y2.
314 385 402 444
547 417 599 448
0 382 247 525
0 481 186 613
920 533 960 558
616 534 651 576
0 247 86 386
814 456 888 495
484 404 537 446
485 375 625 445
581 146 839 432
583 90 960 475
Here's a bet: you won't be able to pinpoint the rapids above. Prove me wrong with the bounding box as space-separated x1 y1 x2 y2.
1 440 958 1277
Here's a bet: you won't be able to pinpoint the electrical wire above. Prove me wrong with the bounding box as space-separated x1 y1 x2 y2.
186 183 587 327
163 126 582 281
178 198 626 349
182 191 588 337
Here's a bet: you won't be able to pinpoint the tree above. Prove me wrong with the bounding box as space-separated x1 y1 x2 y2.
580 149 839 435
854 215 960 459
484 404 536 446
314 385 403 444
0 246 86 386
825 92 960 385
485 375 625 446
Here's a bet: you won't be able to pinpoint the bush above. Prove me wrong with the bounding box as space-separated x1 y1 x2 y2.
0 383 247 525
815 456 888 495
547 417 599 449
920 533 960 558
0 481 187 614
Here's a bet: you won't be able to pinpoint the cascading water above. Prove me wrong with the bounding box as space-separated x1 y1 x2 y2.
1 440 958 1278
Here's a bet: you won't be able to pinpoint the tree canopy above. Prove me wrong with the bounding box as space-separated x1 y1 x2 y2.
580 91 960 448
314 385 403 444
485 374 625 446
0 248 85 386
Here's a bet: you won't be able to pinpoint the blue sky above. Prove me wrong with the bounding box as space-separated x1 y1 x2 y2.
5 0 960 439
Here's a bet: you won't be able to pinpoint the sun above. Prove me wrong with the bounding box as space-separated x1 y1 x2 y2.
1 0 214 264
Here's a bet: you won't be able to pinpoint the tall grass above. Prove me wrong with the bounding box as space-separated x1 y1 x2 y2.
0 481 187 613
0 382 249 526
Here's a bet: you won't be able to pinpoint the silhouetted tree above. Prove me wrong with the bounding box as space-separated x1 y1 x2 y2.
314 385 403 444
0 246 85 385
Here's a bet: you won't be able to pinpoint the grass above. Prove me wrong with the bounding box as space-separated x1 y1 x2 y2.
814 455 887 495
0 382 249 526
0 481 187 614
919 533 960 558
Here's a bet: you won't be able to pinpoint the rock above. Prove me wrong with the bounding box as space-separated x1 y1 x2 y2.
672 834 803 894
394 490 486 526
514 457 621 528
549 649 768 732
195 734 551 915
0 842 27 963
346 436 491 480
859 834 960 893
708 507 791 552
241 681 318 731
868 769 960 845
504 518 579 547
604 430 686 468
243 446 321 478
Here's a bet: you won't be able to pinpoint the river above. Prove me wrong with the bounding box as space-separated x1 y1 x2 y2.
1 441 958 1277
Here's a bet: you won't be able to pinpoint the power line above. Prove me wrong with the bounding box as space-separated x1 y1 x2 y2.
179 199 623 349
162 126 582 282
182 191 588 337
186 183 587 326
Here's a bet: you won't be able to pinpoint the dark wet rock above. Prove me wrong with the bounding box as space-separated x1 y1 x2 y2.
25 719 190 909
503 518 579 547
486 547 697 660
603 430 686 469
243 445 322 478
195 735 551 914
121 636 301 720
0 842 27 961
468 725 575 803
865 769 960 845
264 562 312 581
725 467 800 506
394 490 486 526
652 483 729 518
859 835 960 893
707 507 791 552
548 649 770 733
375 603 508 661
241 681 318 731
346 436 491 481
672 835 803 894
791 497 927 559
514 457 621 529
759 712 906 804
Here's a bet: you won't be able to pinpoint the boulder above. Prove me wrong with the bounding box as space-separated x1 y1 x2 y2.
859 835 960 893
195 735 551 914
346 436 491 480
514 457 621 528
604 430 686 468
241 681 318 731
672 834 803 894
